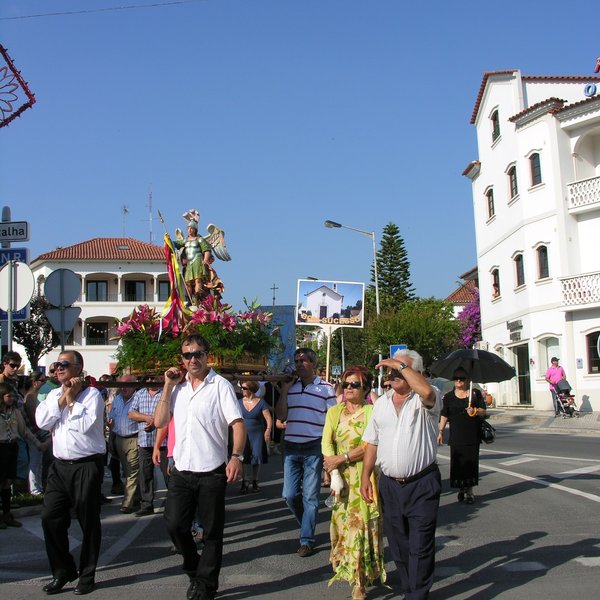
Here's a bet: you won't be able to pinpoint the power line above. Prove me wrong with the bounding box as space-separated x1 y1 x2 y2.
0 0 201 21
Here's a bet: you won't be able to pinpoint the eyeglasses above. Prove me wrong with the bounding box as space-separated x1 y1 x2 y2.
382 384 392 390
341 381 362 390
181 350 207 361
48 369 56 374
241 386 250 391
7 363 20 369
453 376 467 381
54 360 76 370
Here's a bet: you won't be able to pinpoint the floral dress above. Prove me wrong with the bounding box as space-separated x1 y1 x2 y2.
322 403 386 589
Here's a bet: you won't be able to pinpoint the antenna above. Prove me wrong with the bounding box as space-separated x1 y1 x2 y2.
147 191 154 243
121 205 129 237
271 283 279 309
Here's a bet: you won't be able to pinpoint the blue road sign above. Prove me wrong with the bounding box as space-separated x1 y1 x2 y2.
390 344 408 358
0 248 30 321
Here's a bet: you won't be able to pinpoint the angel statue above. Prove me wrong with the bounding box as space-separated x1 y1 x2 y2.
174 209 231 305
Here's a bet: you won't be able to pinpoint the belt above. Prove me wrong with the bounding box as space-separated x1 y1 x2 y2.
117 433 138 439
388 462 438 485
56 453 103 465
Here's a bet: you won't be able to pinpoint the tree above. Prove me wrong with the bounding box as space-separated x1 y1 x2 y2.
368 222 415 312
456 287 481 348
367 298 460 368
12 295 58 368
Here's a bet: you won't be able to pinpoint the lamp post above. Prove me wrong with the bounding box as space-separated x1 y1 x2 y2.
324 220 382 390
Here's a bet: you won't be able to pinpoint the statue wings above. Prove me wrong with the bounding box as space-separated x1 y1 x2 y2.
204 223 231 261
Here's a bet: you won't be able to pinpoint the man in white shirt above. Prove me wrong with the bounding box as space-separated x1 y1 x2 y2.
36 351 105 596
155 334 246 600
361 349 442 600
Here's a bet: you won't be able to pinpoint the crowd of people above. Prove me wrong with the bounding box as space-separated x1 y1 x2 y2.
0 343 495 600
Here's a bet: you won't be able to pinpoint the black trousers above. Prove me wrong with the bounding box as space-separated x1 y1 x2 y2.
138 446 168 509
379 467 441 600
41 455 104 584
164 465 227 596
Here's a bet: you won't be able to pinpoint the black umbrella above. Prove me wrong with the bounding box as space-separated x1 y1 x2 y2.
430 348 515 384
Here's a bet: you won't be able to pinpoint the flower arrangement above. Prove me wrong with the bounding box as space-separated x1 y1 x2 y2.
114 297 278 375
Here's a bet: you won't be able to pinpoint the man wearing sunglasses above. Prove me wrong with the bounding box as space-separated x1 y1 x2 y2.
275 348 336 558
38 365 60 402
155 334 245 600
361 349 442 600
35 351 106 596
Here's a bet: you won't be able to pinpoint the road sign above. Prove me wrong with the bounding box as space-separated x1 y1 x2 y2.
44 268 80 307
0 247 29 266
44 307 81 336
0 221 29 242
0 260 34 322
390 344 408 358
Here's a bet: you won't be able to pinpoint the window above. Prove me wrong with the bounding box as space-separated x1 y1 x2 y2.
491 269 501 298
486 189 495 219
87 280 107 302
587 331 600 373
508 166 518 199
124 280 146 302
491 110 500 142
158 281 170 302
537 245 549 279
530 153 542 186
86 322 108 345
514 254 525 287
538 336 560 377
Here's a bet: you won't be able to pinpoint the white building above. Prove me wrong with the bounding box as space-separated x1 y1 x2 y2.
25 237 169 377
304 285 344 320
464 70 600 410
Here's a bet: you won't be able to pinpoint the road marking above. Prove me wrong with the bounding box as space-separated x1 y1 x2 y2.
555 464 600 476
500 457 537 466
481 448 600 463
575 557 600 567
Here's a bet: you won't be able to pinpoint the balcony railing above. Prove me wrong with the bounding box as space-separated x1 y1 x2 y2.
560 271 600 307
567 175 600 214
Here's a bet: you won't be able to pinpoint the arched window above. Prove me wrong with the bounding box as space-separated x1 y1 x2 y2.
587 331 600 373
508 166 518 199
491 110 500 142
530 153 542 186
491 269 501 298
514 254 525 287
486 189 495 219
537 245 549 279
538 336 560 377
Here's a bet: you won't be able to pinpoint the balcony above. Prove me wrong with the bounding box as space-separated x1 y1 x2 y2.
560 271 600 309
567 175 600 215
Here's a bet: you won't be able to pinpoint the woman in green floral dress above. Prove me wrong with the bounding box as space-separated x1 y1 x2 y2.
322 366 386 600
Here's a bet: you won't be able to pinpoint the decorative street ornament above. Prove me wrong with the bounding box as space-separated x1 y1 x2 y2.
0 44 36 128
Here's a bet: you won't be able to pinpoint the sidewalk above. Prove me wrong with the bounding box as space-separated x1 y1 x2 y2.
487 406 600 433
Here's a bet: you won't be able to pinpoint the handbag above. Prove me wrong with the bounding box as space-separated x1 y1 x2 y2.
480 419 496 444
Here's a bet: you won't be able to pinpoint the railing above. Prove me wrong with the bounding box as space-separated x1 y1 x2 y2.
560 272 600 306
567 175 600 212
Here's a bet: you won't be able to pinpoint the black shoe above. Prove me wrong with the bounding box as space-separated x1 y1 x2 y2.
73 581 95 595
466 494 475 504
239 481 248 494
187 579 200 600
251 480 260 492
135 506 154 517
457 490 465 502
100 495 112 505
42 573 77 594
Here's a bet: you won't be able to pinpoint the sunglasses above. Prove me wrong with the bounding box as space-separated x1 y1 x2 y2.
54 360 76 370
7 363 20 369
48 369 56 374
241 386 251 391
341 381 362 390
181 350 207 361
382 384 392 390
453 376 467 381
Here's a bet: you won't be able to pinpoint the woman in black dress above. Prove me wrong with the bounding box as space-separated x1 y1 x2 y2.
437 369 486 504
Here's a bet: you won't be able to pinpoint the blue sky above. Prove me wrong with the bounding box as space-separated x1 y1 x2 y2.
1 0 598 310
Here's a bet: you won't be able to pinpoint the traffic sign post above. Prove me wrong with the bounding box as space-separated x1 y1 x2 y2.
0 261 34 351
44 268 81 351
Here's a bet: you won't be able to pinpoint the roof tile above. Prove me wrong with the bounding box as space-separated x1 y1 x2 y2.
33 237 165 262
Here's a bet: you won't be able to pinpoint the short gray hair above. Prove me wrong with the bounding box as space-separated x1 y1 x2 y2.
392 348 424 372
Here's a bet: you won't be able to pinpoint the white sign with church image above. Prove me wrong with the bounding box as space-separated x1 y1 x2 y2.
296 279 365 328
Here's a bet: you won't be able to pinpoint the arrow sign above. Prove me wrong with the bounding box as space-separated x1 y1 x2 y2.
45 307 81 336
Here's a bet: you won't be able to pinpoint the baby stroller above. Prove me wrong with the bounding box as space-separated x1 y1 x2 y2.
555 379 579 418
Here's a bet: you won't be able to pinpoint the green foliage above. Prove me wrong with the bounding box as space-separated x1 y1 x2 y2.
369 222 415 311
12 295 58 368
367 298 460 368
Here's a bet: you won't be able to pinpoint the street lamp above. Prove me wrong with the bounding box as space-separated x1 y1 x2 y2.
324 219 382 389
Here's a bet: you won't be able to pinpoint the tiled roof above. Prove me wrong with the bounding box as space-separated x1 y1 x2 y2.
445 280 478 305
462 160 481 177
33 237 165 262
469 72 600 125
508 97 566 122
551 94 600 115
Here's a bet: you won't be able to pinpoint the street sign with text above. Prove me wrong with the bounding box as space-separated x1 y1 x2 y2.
0 250 31 321
0 221 29 242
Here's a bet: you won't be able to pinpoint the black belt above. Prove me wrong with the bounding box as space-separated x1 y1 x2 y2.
117 433 138 439
388 462 438 485
56 453 103 465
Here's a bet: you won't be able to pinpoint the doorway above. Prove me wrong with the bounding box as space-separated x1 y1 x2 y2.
513 344 531 405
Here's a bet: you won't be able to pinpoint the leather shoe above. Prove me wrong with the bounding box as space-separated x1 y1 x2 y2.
74 582 95 595
119 506 135 514
135 506 154 517
43 573 77 594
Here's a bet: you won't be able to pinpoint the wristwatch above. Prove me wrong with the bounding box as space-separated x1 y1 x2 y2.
231 453 244 462
398 362 408 370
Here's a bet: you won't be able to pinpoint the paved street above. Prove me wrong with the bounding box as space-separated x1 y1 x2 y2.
2 411 600 600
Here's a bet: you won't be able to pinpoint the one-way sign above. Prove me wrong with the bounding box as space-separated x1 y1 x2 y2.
0 221 30 242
